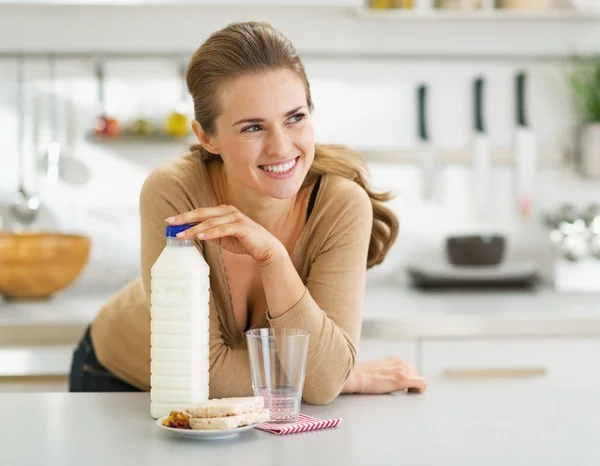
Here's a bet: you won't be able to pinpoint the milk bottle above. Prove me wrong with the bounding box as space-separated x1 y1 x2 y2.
150 223 210 419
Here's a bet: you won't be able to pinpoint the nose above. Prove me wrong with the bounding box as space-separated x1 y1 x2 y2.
265 126 292 158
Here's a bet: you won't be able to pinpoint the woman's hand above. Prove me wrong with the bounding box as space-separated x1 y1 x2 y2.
343 356 427 395
165 205 286 264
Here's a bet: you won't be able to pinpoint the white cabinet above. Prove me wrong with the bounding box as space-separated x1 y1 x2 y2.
420 338 600 388
358 338 418 368
0 346 73 393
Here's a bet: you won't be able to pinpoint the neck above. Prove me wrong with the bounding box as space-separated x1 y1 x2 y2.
214 163 299 234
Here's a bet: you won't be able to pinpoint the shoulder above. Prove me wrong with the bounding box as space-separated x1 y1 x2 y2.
309 174 373 245
320 174 372 220
140 152 209 207
141 152 203 192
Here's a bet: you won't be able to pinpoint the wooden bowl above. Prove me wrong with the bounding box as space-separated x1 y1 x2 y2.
0 232 91 299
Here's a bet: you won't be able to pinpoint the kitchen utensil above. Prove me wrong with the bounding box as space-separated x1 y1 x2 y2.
37 54 62 185
94 60 120 138
0 232 91 299
472 76 491 222
514 71 538 218
417 83 439 202
58 98 90 186
165 60 190 139
9 55 41 229
446 234 506 266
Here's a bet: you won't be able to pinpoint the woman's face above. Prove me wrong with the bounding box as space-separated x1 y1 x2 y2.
199 68 315 200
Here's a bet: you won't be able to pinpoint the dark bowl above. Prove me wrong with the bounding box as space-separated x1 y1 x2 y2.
446 234 506 266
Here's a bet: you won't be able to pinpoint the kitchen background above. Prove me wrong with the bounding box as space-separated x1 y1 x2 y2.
1 0 600 392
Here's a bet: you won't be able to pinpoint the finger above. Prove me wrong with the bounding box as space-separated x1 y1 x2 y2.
177 212 241 240
391 370 427 392
406 376 427 393
200 220 245 241
165 205 237 226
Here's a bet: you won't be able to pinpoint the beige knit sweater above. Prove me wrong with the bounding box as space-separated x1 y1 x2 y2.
90 151 373 404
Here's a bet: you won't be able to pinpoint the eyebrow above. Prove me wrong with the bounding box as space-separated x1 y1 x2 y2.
232 106 307 127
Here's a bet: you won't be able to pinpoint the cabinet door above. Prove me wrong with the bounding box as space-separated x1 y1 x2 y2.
0 376 68 393
358 338 419 369
421 338 600 388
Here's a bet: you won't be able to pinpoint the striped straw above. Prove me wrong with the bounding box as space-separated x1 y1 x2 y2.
257 414 342 435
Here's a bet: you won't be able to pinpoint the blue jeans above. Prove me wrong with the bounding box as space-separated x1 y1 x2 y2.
69 326 141 392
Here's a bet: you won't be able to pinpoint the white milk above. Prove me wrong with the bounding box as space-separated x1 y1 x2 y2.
150 224 210 419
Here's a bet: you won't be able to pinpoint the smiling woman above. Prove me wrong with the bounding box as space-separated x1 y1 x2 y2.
69 21 427 403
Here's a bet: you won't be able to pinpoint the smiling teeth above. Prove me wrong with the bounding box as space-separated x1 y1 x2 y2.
260 159 296 173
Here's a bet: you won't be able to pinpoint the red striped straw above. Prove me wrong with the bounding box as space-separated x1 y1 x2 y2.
257 414 342 435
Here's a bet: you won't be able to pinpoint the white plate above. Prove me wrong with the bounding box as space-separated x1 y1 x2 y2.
156 416 260 440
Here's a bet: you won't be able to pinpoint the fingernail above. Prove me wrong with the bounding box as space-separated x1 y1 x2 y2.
176 232 185 238
197 233 205 239
165 217 175 224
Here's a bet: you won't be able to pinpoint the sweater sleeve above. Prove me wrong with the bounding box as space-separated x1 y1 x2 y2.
267 185 373 405
139 163 253 398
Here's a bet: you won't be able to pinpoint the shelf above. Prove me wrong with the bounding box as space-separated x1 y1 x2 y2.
357 146 562 166
355 7 600 21
87 132 194 146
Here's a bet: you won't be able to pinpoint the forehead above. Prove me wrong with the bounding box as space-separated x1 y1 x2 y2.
217 68 307 120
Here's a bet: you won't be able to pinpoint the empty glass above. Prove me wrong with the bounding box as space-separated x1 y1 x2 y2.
245 328 310 424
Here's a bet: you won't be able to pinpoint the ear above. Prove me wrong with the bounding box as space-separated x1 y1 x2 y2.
191 120 220 154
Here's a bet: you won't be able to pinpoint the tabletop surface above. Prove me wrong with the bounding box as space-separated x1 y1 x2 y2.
2 386 599 466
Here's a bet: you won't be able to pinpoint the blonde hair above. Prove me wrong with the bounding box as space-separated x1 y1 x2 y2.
185 21 398 268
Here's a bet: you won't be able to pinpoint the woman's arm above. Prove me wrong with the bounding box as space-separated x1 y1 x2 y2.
170 181 372 404
264 188 372 405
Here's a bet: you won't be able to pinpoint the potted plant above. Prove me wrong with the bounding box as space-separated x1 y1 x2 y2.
568 54 600 179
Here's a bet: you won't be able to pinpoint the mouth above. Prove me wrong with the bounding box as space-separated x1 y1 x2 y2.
258 156 300 177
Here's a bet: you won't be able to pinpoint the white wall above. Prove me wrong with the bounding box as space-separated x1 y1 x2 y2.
1 4 600 292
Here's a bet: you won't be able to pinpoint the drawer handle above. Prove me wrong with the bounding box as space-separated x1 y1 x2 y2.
442 367 547 380
0 374 67 382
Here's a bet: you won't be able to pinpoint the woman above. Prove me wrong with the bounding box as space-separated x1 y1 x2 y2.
69 21 427 404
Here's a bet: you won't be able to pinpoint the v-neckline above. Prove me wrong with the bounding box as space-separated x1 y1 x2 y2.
198 157 326 341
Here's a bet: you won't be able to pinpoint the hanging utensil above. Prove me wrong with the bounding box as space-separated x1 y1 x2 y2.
472 76 491 222
36 56 90 186
417 83 438 202
37 54 61 185
514 71 538 218
59 97 91 186
94 60 120 137
165 59 190 139
9 54 41 229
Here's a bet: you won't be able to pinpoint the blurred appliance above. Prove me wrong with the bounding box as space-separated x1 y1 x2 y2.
544 204 600 292
407 233 539 289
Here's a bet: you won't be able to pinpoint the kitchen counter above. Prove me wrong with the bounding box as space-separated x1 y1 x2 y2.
361 282 600 338
3 282 600 343
2 283 600 380
3 389 600 466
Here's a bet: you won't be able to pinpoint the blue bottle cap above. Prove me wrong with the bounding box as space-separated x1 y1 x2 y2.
166 223 195 238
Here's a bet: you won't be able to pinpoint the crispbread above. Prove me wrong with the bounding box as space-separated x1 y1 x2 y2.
188 408 270 430
184 396 264 418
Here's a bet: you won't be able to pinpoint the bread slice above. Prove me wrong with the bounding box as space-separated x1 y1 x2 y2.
185 396 264 418
188 408 270 430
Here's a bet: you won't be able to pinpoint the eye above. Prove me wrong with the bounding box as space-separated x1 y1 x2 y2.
241 124 263 133
288 113 306 124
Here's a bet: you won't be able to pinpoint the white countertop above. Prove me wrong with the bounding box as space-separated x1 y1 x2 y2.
362 281 600 338
2 282 600 340
2 389 599 466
